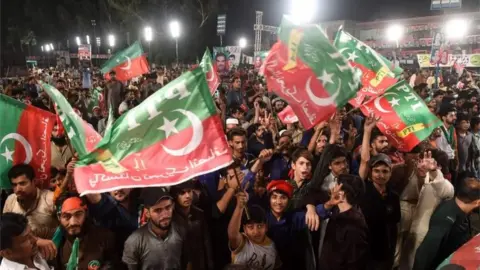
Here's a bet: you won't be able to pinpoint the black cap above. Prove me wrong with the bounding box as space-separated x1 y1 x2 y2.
369 153 392 168
141 187 173 207
170 180 195 197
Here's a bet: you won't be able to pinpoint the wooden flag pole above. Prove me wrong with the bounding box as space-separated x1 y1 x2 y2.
232 165 251 220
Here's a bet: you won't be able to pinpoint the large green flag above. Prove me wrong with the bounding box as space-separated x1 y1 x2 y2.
0 95 56 188
262 16 360 130
73 67 232 195
334 28 403 107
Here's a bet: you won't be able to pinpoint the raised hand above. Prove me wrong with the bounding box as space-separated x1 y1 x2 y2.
364 112 381 131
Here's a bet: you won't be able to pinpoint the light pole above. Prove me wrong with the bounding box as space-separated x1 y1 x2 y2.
108 34 115 54
144 26 153 58
86 35 90 45
169 21 180 64
290 0 316 24
76 36 81 46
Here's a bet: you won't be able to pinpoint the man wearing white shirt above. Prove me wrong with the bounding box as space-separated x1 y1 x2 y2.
0 213 51 270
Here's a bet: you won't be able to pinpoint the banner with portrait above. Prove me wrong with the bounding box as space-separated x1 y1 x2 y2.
213 46 241 75
254 51 269 70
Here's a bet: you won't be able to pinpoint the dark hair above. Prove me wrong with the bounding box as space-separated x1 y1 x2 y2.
229 105 244 116
291 147 313 163
242 205 266 225
227 127 247 141
456 177 480 203
456 112 470 123
311 144 348 189
215 52 226 60
8 164 35 183
433 91 444 98
0 213 28 250
337 174 365 205
471 116 480 128
370 127 386 144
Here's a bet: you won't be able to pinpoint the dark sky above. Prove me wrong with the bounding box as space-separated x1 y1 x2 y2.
222 0 478 47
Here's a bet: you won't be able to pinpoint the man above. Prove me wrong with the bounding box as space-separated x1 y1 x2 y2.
360 154 401 270
118 89 138 115
228 54 236 70
456 112 475 183
215 53 228 75
105 70 125 119
228 128 255 168
226 118 240 133
3 164 58 260
470 116 480 178
0 213 50 270
51 124 74 170
85 188 140 259
123 187 190 269
53 193 117 270
436 104 458 184
171 181 213 270
413 176 480 270
226 77 245 108
271 98 286 114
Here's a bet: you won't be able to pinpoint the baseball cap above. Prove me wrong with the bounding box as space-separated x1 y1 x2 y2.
369 153 392 168
141 187 173 207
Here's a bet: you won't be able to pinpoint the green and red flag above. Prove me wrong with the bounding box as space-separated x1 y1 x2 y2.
262 16 360 130
101 41 150 81
42 83 103 158
74 67 233 195
436 234 480 269
334 28 403 107
87 87 104 114
0 94 56 189
200 48 220 94
360 80 441 152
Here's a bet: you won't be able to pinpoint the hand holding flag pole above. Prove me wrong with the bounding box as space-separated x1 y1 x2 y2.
232 163 251 220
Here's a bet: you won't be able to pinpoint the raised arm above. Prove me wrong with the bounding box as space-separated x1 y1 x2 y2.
228 192 248 251
359 113 380 180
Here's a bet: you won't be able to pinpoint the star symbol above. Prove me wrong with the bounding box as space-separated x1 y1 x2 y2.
388 97 400 107
347 51 359 62
1 146 14 162
318 70 334 85
158 117 179 138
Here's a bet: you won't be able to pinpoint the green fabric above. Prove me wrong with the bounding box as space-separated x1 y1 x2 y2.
200 48 214 73
276 16 360 107
78 67 217 166
66 238 80 270
387 81 441 141
0 95 27 188
100 41 144 74
333 28 403 77
51 227 64 248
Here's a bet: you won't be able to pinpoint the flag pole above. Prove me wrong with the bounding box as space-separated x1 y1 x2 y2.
232 167 251 220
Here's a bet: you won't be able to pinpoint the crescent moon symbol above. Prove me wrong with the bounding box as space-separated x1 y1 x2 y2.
162 109 203 156
206 63 215 82
373 92 398 114
305 76 341 106
0 133 33 163
120 56 132 70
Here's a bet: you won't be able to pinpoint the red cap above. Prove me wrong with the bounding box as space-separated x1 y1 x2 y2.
267 180 294 199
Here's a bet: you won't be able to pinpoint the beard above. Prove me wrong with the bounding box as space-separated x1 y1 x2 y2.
151 218 172 231
51 136 67 147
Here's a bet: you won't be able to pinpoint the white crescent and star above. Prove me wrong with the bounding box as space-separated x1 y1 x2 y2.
120 56 132 70
305 76 341 107
158 117 179 137
0 133 33 164
373 92 399 113
161 109 203 157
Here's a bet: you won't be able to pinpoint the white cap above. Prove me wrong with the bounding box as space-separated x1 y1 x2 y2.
279 129 287 137
226 118 239 125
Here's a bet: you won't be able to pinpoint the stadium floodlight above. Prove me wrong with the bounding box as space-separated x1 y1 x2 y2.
290 0 316 24
445 19 469 39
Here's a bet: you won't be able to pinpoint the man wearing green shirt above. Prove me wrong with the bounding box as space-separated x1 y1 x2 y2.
413 176 480 270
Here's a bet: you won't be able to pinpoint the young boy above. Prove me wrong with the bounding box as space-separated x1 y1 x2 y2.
228 192 281 269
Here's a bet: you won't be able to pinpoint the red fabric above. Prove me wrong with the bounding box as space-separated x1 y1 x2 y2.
267 180 294 199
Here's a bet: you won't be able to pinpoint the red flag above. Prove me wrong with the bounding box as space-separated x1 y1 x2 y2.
277 106 298 124
112 55 150 81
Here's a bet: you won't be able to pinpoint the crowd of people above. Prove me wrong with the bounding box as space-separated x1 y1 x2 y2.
0 62 479 270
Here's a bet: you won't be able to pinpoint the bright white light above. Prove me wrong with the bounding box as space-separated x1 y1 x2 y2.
49 43 54 50
45 44 51 52
144 26 153 42
445 19 469 39
41 46 44 52
76 36 81 46
86 35 90 45
96 37 101 46
239 37 247 48
108 34 115 47
290 0 316 24
170 21 180 39
386 24 404 42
